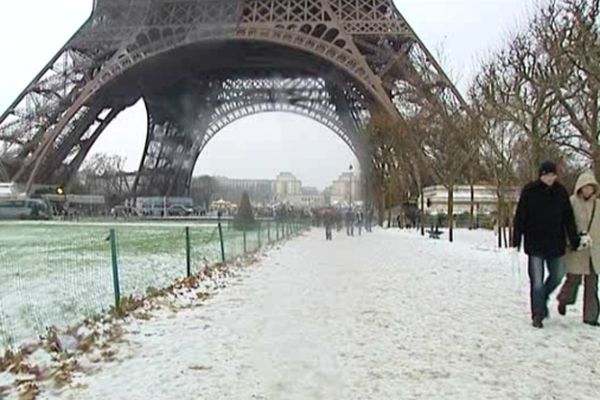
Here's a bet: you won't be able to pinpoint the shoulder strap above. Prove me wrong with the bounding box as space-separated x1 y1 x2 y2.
587 200 597 232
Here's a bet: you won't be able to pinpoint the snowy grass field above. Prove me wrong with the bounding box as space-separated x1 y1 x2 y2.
0 221 254 349
32 226 599 400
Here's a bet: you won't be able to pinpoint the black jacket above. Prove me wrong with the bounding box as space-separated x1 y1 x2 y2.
513 180 580 258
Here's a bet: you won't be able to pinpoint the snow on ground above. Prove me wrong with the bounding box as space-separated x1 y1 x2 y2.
38 228 600 399
0 221 241 348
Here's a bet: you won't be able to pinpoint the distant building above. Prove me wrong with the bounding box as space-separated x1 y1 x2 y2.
203 172 326 209
328 171 362 206
280 187 326 208
213 176 275 205
420 185 520 215
215 177 274 193
275 172 302 197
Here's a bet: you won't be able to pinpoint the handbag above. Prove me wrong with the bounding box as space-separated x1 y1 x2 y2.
578 200 596 250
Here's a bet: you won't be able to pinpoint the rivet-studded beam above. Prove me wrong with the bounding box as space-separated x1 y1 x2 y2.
0 0 465 196
133 75 363 196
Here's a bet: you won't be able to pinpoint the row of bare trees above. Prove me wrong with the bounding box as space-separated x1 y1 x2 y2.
72 153 133 207
369 0 599 245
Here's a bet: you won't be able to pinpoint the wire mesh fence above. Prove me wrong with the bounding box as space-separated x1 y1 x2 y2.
0 219 308 350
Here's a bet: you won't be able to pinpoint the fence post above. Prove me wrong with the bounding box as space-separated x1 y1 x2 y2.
185 227 191 278
109 229 121 309
218 222 226 263
243 226 247 253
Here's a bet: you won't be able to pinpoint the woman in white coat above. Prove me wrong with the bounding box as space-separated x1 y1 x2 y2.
557 171 600 326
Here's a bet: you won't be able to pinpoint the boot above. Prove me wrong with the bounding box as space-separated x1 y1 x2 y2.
532 315 544 329
558 304 566 316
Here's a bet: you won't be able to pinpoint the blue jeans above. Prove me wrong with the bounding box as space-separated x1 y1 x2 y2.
528 256 566 319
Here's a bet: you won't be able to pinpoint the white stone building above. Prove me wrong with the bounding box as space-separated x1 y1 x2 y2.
275 172 302 197
328 171 362 206
420 185 520 215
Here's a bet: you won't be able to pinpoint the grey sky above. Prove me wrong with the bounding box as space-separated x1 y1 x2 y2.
0 0 529 190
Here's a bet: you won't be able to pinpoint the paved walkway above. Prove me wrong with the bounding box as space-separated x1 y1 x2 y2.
54 229 600 400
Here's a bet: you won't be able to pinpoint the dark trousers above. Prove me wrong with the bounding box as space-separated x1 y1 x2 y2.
557 261 599 323
325 226 332 241
528 256 566 319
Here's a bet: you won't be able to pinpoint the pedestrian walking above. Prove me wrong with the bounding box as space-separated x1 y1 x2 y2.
345 208 355 236
557 170 600 326
356 210 364 236
324 209 334 241
513 161 581 328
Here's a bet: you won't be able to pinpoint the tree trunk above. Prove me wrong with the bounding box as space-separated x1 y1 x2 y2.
593 145 600 180
379 192 386 227
387 191 392 228
497 188 503 249
507 201 515 247
447 183 454 243
420 187 425 236
469 182 475 230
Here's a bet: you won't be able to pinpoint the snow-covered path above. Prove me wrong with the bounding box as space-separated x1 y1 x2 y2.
55 228 600 399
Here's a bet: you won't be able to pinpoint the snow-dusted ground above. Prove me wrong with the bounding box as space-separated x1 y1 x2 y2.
0 221 252 349
39 228 600 399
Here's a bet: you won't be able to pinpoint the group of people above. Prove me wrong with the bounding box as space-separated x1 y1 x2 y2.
513 161 599 328
322 208 374 241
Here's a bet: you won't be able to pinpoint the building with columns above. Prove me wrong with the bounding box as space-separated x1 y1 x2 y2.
275 172 302 197
420 185 520 215
328 171 362 206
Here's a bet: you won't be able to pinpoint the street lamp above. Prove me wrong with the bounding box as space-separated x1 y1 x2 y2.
348 164 354 208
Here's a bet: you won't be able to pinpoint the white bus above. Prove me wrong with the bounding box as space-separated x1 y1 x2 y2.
0 198 52 220
0 183 16 199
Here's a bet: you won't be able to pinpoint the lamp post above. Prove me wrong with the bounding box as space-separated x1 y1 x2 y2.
348 164 354 208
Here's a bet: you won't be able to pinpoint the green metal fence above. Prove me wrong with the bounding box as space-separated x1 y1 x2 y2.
0 220 309 349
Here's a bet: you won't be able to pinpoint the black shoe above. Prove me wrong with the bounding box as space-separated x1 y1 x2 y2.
584 321 600 327
532 316 544 329
558 304 566 316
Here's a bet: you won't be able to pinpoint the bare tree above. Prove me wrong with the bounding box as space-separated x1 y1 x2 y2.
534 0 600 168
367 111 434 231
191 175 219 211
467 0 597 245
77 153 131 205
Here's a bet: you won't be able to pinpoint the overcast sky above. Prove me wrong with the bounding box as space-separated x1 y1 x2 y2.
0 0 531 190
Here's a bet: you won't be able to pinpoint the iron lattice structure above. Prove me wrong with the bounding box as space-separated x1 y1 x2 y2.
0 0 465 196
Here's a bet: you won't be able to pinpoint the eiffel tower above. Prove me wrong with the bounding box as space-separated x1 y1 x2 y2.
0 0 465 197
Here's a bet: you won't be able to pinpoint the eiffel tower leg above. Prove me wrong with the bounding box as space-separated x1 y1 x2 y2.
133 92 205 197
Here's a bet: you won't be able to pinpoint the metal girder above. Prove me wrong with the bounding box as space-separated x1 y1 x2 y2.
133 74 366 196
0 0 467 197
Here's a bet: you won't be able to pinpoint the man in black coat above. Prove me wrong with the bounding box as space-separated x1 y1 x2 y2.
513 161 581 328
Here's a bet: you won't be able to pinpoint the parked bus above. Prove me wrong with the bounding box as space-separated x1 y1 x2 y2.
0 198 52 220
